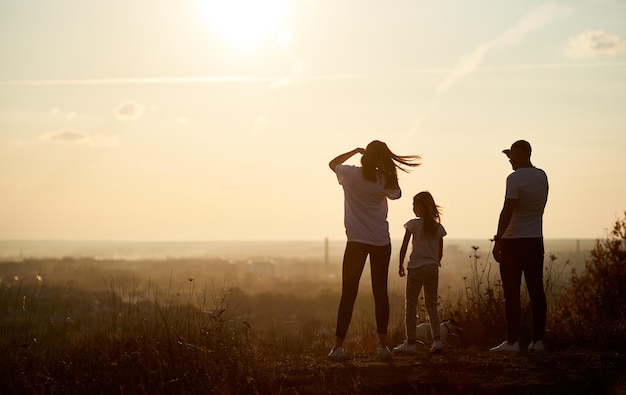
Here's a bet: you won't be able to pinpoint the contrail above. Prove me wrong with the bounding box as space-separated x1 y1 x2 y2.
437 3 572 94
408 2 572 136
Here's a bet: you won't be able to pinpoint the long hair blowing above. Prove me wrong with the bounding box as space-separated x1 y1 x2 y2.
361 140 421 189
414 191 441 237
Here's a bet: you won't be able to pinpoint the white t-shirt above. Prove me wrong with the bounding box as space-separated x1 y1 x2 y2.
503 167 549 239
405 218 447 268
335 164 401 246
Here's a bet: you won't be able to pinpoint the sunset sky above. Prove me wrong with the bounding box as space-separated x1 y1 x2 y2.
1 0 625 242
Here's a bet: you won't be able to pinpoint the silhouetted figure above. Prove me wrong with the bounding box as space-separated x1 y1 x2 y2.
327 140 420 361
393 191 447 354
491 140 549 353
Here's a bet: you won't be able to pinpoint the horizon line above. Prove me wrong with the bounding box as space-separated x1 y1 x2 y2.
0 237 600 242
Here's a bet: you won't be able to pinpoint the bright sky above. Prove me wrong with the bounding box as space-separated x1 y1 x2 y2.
1 0 625 242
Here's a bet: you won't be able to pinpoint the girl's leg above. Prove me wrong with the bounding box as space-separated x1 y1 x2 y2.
405 268 421 342
335 242 368 343
369 243 391 342
422 264 441 339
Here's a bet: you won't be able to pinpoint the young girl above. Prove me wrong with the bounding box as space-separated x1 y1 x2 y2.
394 191 447 354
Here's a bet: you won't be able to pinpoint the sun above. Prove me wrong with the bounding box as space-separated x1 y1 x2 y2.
203 0 289 50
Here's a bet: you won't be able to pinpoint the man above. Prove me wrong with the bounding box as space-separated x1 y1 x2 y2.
491 140 549 353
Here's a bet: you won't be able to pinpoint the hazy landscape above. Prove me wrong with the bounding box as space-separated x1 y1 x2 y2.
0 238 596 302
1 232 625 393
0 238 596 294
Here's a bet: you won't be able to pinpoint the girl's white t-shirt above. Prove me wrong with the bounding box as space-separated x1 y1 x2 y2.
405 218 447 268
335 165 401 246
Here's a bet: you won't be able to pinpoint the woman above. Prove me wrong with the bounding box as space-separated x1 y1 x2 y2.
328 140 420 360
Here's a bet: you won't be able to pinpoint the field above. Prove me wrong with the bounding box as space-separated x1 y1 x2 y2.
1 218 625 394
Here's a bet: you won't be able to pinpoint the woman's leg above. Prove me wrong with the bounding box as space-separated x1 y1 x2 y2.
369 243 392 342
335 242 368 344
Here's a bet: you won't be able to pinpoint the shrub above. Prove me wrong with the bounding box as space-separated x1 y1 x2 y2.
554 212 626 346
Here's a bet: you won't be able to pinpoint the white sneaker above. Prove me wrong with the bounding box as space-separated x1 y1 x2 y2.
393 342 417 354
377 344 391 360
430 340 443 353
489 341 520 353
327 347 345 360
528 340 545 352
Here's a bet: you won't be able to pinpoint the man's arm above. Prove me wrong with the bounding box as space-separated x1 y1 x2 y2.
496 197 518 238
492 197 518 263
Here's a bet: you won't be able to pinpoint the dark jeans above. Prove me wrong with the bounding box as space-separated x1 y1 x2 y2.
335 241 391 338
499 238 547 342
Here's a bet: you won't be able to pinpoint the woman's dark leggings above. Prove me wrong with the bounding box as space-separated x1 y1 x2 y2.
335 241 391 338
499 238 547 342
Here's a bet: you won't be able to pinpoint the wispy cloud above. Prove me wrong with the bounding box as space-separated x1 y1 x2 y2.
49 107 78 120
0 76 272 87
114 101 144 121
0 72 371 89
407 2 572 136
270 31 308 88
267 31 371 88
39 130 118 146
603 0 626 9
567 30 626 58
400 61 626 76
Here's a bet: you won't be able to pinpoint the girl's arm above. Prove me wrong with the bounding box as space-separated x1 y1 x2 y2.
398 229 412 277
328 148 365 172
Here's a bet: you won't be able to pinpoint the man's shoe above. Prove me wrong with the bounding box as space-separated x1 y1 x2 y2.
430 340 443 353
327 346 345 360
528 340 545 352
489 341 520 353
377 344 391 360
393 342 417 354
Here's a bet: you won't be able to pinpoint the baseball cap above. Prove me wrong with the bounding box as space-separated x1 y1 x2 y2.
503 140 531 158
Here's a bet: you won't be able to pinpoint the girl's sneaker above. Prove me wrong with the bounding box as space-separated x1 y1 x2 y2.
528 340 545 352
489 341 520 353
327 347 345 360
430 340 443 353
393 342 417 354
377 344 391 360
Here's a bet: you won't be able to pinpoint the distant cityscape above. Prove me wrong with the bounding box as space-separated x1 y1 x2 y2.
0 239 597 285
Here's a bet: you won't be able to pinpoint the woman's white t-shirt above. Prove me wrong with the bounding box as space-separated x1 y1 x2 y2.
335 164 401 246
